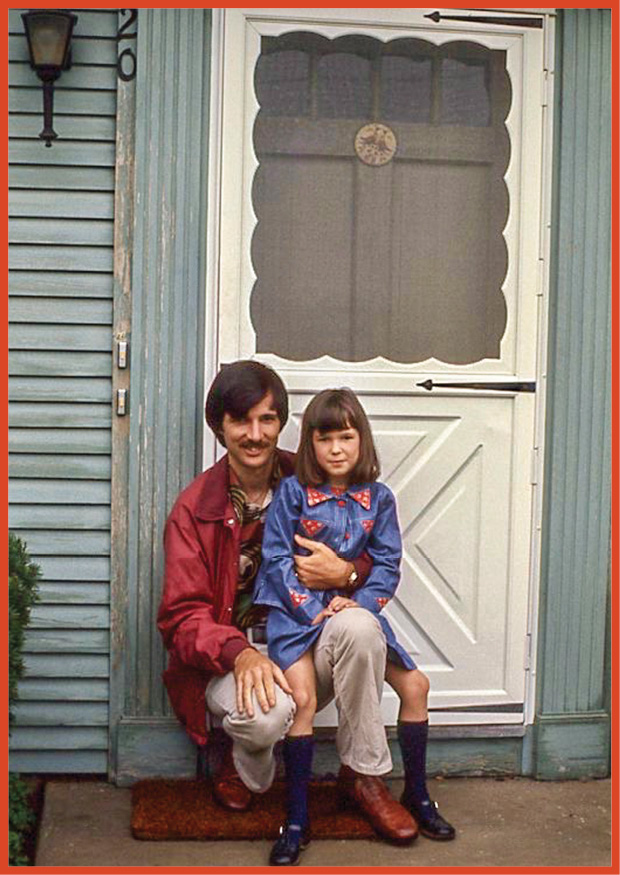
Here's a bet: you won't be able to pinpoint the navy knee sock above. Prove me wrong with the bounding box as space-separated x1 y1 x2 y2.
398 720 431 805
283 734 314 829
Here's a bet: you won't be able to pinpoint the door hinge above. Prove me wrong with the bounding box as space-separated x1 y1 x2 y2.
116 388 128 416
117 339 129 369
531 446 539 485
524 633 533 671
541 69 550 107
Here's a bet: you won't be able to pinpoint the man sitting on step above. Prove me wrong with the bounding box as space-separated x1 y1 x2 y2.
158 361 452 855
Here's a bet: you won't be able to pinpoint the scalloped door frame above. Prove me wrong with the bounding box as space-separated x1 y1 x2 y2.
210 8 553 725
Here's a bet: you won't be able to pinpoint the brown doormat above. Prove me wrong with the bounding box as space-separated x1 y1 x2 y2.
131 778 378 841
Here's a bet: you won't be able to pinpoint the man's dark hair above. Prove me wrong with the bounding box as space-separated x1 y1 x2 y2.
295 388 379 487
205 360 289 447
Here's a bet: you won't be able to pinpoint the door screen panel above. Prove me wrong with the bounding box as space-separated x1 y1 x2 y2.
251 34 510 365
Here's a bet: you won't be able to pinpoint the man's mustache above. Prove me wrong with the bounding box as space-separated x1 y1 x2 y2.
240 441 269 450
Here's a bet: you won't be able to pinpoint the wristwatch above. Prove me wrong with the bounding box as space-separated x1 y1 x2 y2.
346 568 359 589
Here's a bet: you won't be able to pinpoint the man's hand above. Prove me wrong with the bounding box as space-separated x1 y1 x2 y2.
233 648 293 718
294 535 354 589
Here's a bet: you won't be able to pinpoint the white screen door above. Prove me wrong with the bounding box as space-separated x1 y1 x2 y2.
213 8 550 725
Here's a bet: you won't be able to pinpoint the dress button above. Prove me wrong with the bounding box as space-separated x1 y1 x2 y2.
338 500 346 507
227 518 235 525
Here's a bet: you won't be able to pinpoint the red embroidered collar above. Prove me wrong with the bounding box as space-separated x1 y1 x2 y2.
306 486 371 510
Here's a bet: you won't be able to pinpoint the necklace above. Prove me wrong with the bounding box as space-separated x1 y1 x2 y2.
245 485 270 507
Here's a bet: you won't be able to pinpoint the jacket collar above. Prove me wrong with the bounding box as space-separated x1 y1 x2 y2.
194 449 296 522
306 485 372 511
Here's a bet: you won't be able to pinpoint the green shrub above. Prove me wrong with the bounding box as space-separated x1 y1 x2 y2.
9 774 34 866
9 534 40 866
9 533 40 723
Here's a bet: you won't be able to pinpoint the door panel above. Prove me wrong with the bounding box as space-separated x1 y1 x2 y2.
279 391 533 724
217 9 548 725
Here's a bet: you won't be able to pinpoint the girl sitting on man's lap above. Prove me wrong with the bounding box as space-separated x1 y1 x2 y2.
254 388 455 866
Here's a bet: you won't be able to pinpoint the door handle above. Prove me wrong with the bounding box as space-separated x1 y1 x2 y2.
417 380 536 393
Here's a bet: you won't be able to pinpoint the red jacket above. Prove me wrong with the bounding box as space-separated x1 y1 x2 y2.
157 450 296 745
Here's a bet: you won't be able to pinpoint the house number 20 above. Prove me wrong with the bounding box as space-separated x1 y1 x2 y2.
117 9 138 82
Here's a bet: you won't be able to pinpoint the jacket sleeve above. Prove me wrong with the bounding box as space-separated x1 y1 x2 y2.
157 502 249 675
353 486 402 615
255 478 325 625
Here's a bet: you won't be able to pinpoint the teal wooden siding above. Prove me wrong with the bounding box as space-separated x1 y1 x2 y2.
110 7 211 784
534 8 612 778
8 9 118 773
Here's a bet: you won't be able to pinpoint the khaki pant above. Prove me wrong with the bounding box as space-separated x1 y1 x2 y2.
206 608 391 792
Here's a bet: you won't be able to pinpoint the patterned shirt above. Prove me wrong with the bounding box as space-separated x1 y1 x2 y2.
229 458 282 630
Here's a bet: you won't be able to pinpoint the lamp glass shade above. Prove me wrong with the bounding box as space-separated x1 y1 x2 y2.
22 11 76 69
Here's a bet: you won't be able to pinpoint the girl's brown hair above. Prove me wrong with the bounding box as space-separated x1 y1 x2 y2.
295 388 380 487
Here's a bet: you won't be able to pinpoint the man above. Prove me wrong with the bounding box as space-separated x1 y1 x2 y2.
158 361 436 862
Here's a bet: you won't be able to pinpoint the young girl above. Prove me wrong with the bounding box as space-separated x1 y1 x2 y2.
254 388 455 865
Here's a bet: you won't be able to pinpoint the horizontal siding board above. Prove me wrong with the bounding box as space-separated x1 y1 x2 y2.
9 9 118 38
10 64 117 90
9 429 112 454
24 628 109 653
9 479 110 504
10 139 116 166
9 402 112 428
33 556 110 581
10 113 117 143
9 271 113 297
9 505 111 530
9 454 111 480
9 217 114 246
9 35 117 66
9 377 112 403
9 190 115 219
10 89 117 116
10 351 112 378
12 702 109 726
9 727 108 750
9 165 115 191
10 480 111 505
14 530 110 556
9 750 108 772
29 605 110 630
24 654 110 677
9 245 114 272
9 298 113 324
18 679 109 702
32 582 110 605
10 325 112 350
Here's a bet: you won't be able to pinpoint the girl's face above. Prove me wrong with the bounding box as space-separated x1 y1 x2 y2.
312 425 361 487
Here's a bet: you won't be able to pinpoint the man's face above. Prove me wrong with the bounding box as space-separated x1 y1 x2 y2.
221 392 281 480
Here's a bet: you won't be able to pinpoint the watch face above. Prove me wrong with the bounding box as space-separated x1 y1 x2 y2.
354 123 397 166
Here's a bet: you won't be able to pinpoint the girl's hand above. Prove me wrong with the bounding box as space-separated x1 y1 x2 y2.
328 596 359 612
311 606 335 625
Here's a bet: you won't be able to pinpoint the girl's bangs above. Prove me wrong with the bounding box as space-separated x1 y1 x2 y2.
310 399 356 434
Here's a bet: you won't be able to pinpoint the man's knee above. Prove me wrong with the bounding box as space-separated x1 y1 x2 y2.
327 608 385 656
233 687 296 750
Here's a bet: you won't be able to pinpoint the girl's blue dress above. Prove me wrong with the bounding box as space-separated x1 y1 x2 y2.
254 475 416 672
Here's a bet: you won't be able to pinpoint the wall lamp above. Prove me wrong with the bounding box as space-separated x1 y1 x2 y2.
21 9 78 147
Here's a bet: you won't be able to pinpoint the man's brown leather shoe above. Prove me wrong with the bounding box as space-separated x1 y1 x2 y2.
212 746 253 812
338 765 418 844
